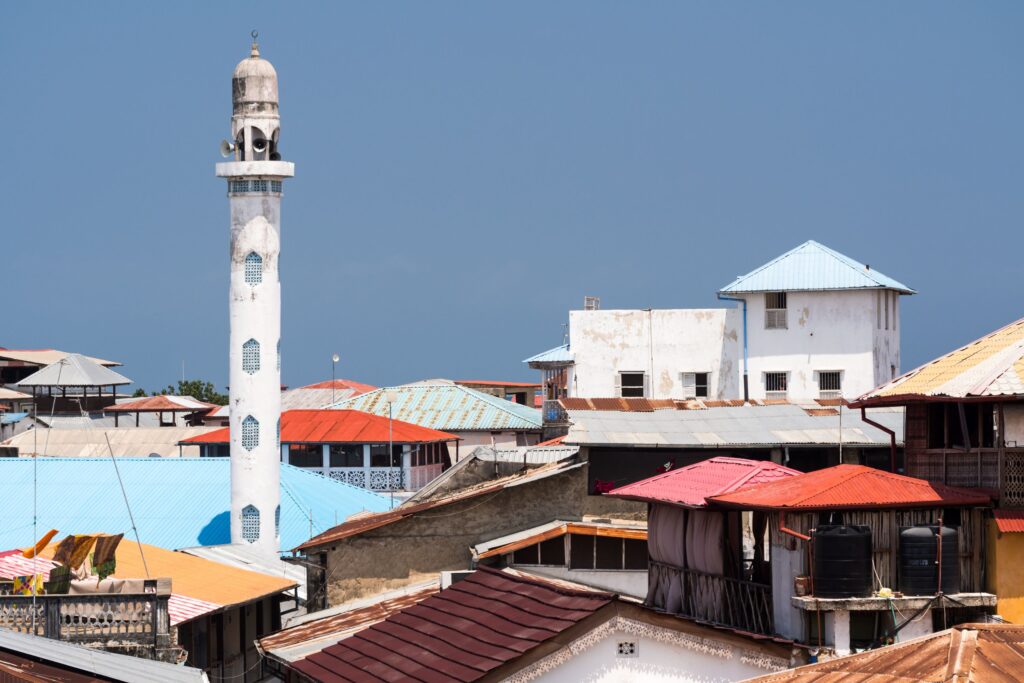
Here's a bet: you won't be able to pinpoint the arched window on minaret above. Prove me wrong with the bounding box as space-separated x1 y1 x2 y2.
241 505 260 543
245 252 263 285
242 339 261 375
242 415 260 451
275 505 281 538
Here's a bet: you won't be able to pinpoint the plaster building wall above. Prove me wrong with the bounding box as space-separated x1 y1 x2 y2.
1004 404 1024 447
738 290 887 401
569 309 740 400
987 519 1024 624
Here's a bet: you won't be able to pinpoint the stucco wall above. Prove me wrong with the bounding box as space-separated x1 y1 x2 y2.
1004 404 1024 447
739 290 886 401
987 519 1024 623
569 309 740 400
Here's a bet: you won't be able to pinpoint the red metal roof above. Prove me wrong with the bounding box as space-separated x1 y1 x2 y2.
289 567 612 682
300 379 377 394
993 509 1024 533
709 464 993 511
104 395 218 413
534 435 566 447
607 457 801 508
181 409 458 446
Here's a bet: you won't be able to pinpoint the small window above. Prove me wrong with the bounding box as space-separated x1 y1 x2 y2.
595 536 623 568
241 504 260 543
241 415 259 451
765 372 788 399
288 444 323 468
242 339 260 375
370 444 402 468
513 544 540 565
765 292 787 329
818 371 842 399
539 537 566 565
624 539 648 569
271 180 282 193
569 534 595 569
251 179 269 192
617 372 647 398
330 444 363 468
245 252 263 286
274 505 280 538
681 372 710 399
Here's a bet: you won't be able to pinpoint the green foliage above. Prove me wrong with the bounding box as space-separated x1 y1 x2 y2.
131 388 147 398
157 379 229 405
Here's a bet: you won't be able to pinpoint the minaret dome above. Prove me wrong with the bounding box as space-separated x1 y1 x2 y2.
231 36 281 162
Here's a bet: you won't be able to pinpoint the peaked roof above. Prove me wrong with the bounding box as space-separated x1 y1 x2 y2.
523 344 573 364
745 622 1024 683
331 380 542 432
182 409 459 445
0 348 121 367
0 458 390 552
286 566 612 683
719 241 915 295
301 379 377 393
105 395 218 413
607 457 801 508
709 464 991 511
16 353 132 387
855 317 1024 406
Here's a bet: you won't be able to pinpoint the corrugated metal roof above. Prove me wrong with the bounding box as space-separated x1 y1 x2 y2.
0 348 121 367
286 567 612 682
709 464 992 511
0 630 208 683
719 241 914 295
744 623 1024 683
104 395 217 413
523 344 573 364
259 582 440 664
331 380 542 432
0 459 390 552
565 404 904 448
180 543 309 601
2 427 218 457
296 459 584 551
0 387 31 400
16 353 132 387
607 457 801 508
993 509 1024 533
281 380 376 410
857 317 1024 405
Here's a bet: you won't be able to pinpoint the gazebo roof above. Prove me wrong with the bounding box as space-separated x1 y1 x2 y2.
17 353 132 388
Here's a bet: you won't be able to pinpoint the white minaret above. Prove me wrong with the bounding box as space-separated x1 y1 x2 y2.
215 35 293 554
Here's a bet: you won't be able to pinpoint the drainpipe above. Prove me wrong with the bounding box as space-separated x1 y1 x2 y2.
859 406 898 473
717 294 749 402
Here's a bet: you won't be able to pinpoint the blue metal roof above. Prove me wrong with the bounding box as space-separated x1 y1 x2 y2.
718 241 915 295
332 380 542 432
0 458 389 553
523 344 574 364
0 412 28 425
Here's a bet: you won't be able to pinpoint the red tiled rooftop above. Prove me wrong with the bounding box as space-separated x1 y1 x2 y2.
300 379 377 394
607 457 801 508
993 509 1024 533
709 464 992 511
181 409 458 446
104 395 218 413
290 567 612 682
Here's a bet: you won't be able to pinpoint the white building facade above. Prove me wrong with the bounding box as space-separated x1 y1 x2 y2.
215 38 294 554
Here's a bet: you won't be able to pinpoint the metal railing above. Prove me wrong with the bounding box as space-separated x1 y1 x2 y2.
649 561 773 635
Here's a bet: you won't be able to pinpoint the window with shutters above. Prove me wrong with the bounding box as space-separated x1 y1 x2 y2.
765 292 787 329
765 372 788 399
241 505 260 543
617 372 647 398
241 415 259 451
817 371 842 399
245 252 263 285
680 372 710 399
242 339 260 375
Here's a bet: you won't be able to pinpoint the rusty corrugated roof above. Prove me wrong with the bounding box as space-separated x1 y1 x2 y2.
709 464 992 511
744 623 1024 682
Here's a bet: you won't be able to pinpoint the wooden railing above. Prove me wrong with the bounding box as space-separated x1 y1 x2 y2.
0 578 175 661
649 561 774 635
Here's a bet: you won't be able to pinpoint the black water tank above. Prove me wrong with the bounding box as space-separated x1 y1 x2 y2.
900 526 959 595
812 525 872 598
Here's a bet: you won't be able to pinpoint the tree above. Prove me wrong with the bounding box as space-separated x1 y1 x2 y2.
131 388 147 398
159 380 229 406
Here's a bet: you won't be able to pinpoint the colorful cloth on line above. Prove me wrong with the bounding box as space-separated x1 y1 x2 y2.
52 535 97 570
22 529 58 559
92 534 122 580
12 574 44 595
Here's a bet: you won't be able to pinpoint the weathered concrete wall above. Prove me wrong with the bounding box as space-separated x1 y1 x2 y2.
320 467 592 606
1004 404 1024 446
569 309 740 400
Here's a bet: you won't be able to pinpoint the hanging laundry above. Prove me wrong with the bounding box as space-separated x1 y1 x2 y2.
92 533 123 581
45 565 71 594
52 535 98 571
22 529 58 559
12 574 43 596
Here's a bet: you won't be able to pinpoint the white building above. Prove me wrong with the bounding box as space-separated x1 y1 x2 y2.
215 37 294 555
531 241 913 405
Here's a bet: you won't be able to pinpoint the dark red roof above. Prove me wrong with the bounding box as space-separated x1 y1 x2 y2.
290 567 611 682
301 379 377 394
994 510 1024 533
709 464 993 511
181 409 458 445
607 457 801 508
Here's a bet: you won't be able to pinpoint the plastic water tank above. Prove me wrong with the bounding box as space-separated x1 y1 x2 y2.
811 525 873 598
900 526 959 595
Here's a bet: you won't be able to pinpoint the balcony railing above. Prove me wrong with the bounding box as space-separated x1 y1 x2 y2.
906 448 1024 506
0 578 174 661
328 467 404 491
649 561 773 635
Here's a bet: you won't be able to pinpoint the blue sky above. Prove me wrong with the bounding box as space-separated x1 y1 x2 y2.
3 3 1022 392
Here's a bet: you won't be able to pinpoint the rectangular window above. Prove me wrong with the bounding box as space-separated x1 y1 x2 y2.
765 372 788 398
765 292 787 329
270 180 282 193
818 371 842 399
370 444 402 468
288 444 323 468
329 444 363 468
680 372 710 399
624 539 648 570
513 544 540 565
617 372 647 398
569 534 595 569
